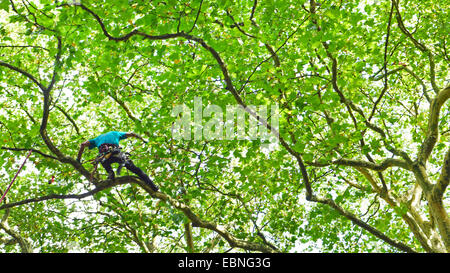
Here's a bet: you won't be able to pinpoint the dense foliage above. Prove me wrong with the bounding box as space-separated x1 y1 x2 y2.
0 0 448 253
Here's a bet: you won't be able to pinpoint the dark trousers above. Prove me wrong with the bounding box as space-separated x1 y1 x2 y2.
101 156 159 191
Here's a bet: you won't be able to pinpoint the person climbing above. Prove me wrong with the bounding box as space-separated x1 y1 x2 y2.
77 131 159 192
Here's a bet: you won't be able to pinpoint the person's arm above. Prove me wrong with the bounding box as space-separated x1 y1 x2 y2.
77 140 90 162
125 132 147 143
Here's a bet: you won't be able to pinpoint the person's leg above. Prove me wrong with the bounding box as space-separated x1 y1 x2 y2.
125 160 159 191
101 157 119 180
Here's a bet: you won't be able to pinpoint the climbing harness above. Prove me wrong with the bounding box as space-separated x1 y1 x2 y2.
0 149 33 204
115 151 131 175
89 144 131 180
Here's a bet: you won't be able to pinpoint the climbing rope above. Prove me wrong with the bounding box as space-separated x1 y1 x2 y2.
0 149 33 204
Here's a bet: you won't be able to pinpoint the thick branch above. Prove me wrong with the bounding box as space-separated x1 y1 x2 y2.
433 147 450 200
184 221 195 253
0 222 33 253
333 158 411 172
418 85 450 163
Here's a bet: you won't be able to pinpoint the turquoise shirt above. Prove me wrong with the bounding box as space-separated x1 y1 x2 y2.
88 131 128 150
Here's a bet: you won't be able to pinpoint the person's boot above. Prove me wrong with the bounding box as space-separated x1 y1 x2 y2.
107 171 115 181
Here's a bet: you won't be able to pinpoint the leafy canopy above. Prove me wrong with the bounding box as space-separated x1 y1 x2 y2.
0 0 449 253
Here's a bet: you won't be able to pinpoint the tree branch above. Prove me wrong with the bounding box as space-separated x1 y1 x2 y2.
250 0 257 21
186 0 203 34
71 3 182 42
184 221 195 253
0 61 46 91
1 146 58 160
418 85 450 163
55 105 80 135
0 220 33 253
309 157 412 172
368 0 394 121
433 147 450 201
309 195 417 253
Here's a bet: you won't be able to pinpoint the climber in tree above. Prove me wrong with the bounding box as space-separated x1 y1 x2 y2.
77 131 159 192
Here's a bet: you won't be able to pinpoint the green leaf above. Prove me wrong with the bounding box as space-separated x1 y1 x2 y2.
0 0 9 11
